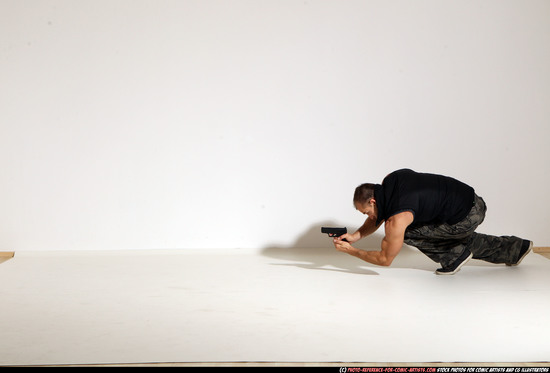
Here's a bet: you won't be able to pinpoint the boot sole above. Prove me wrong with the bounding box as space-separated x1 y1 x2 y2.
435 252 473 275
506 241 533 267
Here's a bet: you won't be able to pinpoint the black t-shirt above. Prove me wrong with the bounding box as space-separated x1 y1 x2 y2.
374 169 475 226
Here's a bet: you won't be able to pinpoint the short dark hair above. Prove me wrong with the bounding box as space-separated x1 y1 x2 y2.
353 183 375 206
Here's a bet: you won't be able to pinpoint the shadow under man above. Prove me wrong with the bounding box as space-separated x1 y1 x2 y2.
260 221 437 275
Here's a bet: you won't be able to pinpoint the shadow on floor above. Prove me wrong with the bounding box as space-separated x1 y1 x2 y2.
259 221 438 275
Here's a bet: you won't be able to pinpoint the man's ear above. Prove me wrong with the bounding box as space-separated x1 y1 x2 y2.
369 198 376 206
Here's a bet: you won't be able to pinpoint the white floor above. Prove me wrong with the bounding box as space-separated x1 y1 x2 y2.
1 246 549 366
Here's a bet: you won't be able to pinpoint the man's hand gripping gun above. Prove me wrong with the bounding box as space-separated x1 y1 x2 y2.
321 227 348 242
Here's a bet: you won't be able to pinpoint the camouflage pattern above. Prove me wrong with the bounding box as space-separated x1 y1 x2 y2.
404 194 525 268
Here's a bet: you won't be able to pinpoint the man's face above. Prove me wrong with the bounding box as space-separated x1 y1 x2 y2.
355 199 377 219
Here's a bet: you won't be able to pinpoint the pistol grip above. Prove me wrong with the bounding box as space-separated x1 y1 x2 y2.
329 234 348 242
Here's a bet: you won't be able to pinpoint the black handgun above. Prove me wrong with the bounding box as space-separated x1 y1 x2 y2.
321 227 348 241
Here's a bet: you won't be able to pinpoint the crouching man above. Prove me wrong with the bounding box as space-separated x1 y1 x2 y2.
334 169 532 275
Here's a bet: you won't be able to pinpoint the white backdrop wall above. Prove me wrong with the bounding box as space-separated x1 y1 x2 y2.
1 0 549 251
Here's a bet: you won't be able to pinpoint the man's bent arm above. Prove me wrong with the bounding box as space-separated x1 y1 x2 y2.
334 212 413 266
356 216 382 239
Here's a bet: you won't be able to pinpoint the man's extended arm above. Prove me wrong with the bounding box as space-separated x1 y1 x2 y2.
357 216 383 238
342 216 382 243
334 211 413 266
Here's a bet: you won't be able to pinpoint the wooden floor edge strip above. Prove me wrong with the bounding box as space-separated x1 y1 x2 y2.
1 248 548 257
0 252 15 258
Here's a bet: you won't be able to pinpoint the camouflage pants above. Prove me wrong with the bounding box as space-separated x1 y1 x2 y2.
404 194 525 268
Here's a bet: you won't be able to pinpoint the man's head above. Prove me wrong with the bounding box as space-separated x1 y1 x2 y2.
353 183 377 219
